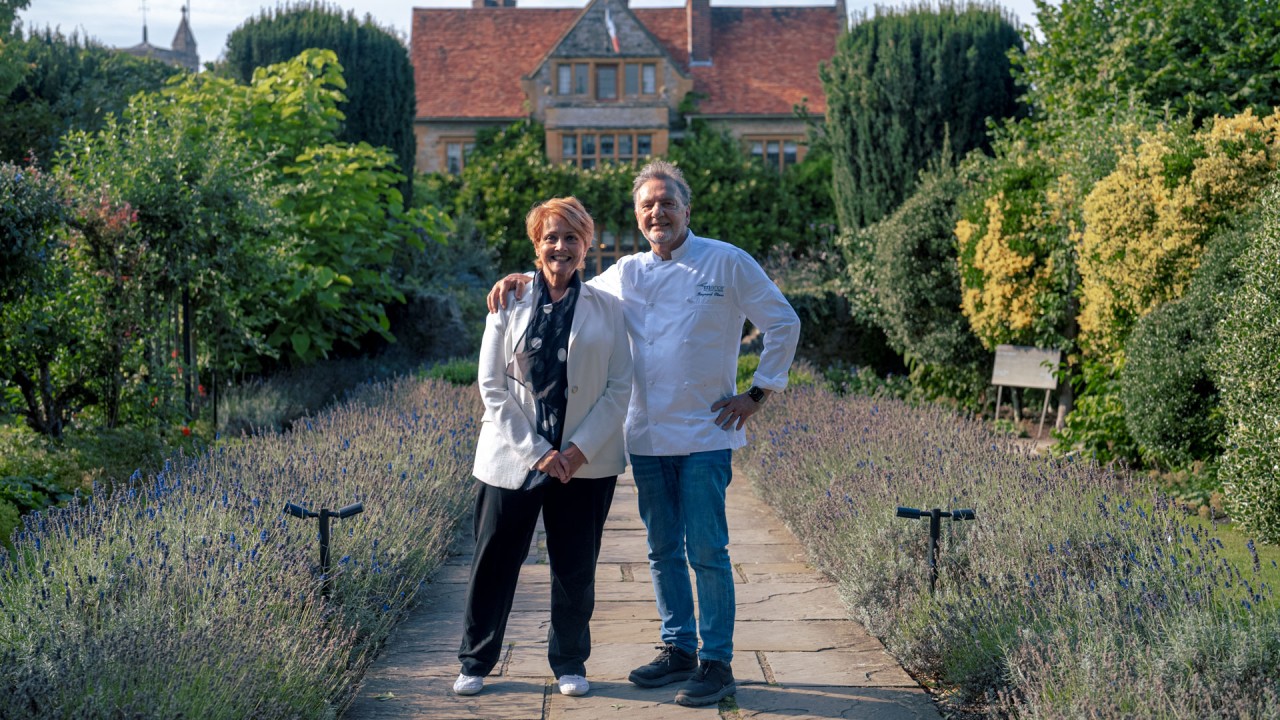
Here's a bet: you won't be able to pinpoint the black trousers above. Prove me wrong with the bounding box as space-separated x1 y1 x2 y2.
458 475 617 678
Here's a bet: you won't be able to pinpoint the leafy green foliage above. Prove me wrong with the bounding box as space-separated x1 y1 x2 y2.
0 160 95 437
821 3 1024 231
222 1 416 199
452 120 583 272
670 121 819 257
734 353 818 394
1120 220 1250 467
1053 359 1141 465
0 159 61 303
1018 0 1280 125
450 119 835 272
423 357 479 387
765 233 901 374
0 0 30 96
1215 183 1280 543
61 49 447 370
58 83 284 378
0 29 180 167
1121 297 1223 467
867 158 988 402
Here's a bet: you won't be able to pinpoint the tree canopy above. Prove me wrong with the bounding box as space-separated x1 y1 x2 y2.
821 3 1024 231
1019 0 1280 125
222 1 416 200
0 28 181 167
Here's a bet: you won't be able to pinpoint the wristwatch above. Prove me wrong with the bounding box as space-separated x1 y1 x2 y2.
746 386 767 404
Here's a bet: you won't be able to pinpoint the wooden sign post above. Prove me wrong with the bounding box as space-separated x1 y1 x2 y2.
991 345 1061 439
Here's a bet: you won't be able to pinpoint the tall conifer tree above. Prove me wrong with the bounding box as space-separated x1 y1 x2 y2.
822 3 1024 231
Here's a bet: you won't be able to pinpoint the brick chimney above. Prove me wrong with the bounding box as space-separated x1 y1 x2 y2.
687 0 711 65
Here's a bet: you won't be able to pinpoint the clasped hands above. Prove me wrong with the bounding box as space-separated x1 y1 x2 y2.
536 443 587 483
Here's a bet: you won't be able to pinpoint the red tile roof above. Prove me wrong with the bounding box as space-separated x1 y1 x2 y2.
411 4 838 120
412 8 581 118
636 6 836 115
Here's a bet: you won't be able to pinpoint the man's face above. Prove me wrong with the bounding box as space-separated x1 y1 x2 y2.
634 178 690 252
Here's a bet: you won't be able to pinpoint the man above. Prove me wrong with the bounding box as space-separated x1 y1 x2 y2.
489 160 800 706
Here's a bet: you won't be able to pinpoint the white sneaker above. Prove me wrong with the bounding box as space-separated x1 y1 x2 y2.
558 674 589 696
453 673 484 696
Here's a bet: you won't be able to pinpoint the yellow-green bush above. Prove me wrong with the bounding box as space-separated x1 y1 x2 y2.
955 145 1079 351
1077 109 1280 361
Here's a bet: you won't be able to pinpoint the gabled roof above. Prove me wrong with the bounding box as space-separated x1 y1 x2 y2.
412 8 580 119
411 2 838 120
637 6 837 115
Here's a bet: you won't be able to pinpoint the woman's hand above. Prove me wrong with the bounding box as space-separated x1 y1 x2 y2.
535 449 571 481
487 274 534 313
559 444 587 482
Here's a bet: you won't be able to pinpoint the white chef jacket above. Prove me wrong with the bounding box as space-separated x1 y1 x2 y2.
589 231 801 456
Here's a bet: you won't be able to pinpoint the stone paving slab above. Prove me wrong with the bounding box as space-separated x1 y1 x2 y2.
544 682 716 720
736 562 830 584
734 620 886 653
344 470 940 720
762 649 918 687
728 543 812 564
731 684 938 719
733 583 847 620
345 674 548 719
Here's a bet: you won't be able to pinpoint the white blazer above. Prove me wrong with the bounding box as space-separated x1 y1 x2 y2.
472 280 633 488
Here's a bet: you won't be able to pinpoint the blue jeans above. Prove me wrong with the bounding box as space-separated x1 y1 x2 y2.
631 449 734 663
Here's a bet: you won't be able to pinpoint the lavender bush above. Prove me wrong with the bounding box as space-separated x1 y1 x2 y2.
741 386 1279 718
0 377 480 718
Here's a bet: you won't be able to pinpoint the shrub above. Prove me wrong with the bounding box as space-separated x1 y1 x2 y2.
735 354 818 395
740 386 1280 716
1053 359 1141 465
868 159 988 407
764 236 903 377
424 357 479 387
1120 219 1250 467
1216 183 1280 543
1121 297 1224 467
0 376 480 718
218 356 419 436
0 500 18 549
955 145 1077 352
822 3 1024 230
1077 109 1280 361
783 287 903 375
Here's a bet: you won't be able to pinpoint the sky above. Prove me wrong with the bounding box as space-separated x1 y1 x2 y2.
18 0 1046 67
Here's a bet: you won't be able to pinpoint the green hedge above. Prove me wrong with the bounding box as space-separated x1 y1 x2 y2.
1216 183 1280 543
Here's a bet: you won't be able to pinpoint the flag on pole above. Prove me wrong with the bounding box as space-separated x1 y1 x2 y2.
605 8 620 54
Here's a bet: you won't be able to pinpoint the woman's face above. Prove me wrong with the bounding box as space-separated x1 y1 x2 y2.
537 214 586 283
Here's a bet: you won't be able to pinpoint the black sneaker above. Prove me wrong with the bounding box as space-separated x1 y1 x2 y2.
674 659 736 707
627 644 698 688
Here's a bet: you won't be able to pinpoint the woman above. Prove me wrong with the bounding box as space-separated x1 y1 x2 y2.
454 197 632 698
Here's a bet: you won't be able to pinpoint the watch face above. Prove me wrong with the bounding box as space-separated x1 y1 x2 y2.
748 387 765 403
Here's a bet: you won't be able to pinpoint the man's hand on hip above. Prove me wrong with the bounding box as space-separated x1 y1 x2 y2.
710 390 769 431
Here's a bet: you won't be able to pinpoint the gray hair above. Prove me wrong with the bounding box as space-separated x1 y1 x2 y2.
632 159 691 207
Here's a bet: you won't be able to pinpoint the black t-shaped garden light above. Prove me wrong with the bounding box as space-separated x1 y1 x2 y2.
284 501 364 597
895 506 976 595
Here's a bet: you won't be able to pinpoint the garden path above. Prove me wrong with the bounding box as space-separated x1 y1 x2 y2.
344 469 940 720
